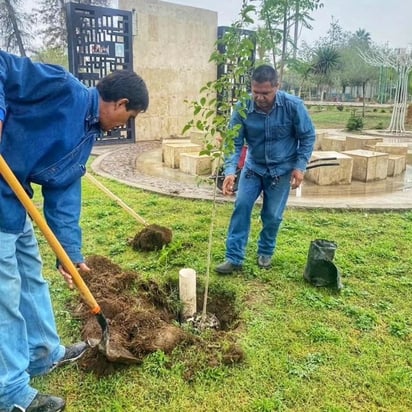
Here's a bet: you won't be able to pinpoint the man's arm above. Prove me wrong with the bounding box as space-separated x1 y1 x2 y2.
221 104 247 195
294 102 316 172
224 105 247 176
42 179 84 265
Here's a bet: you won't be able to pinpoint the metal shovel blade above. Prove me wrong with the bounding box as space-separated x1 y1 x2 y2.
90 313 139 364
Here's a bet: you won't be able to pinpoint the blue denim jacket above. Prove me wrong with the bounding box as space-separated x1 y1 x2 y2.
224 90 315 177
0 51 101 263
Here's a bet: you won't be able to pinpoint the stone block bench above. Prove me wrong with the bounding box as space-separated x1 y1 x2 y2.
190 131 207 147
161 138 190 162
163 142 202 169
305 151 353 185
180 153 213 175
320 135 347 152
314 130 329 150
387 155 406 177
343 149 388 182
374 142 408 156
373 142 408 173
345 135 383 150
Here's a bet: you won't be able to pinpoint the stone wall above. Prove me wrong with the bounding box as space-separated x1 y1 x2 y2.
119 0 218 141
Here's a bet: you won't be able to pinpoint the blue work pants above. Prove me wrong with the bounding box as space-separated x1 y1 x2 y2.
225 168 291 265
0 216 64 411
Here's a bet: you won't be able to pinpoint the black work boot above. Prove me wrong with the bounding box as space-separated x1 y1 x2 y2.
51 341 89 371
12 393 65 412
257 255 272 269
215 261 242 274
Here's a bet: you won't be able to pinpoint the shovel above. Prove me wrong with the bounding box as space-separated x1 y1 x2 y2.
0 154 137 364
86 172 150 226
85 172 172 251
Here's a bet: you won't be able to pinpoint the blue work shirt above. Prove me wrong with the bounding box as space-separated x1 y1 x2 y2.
224 90 315 177
0 51 102 263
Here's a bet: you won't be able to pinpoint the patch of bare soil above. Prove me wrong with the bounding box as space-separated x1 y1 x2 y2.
73 255 244 377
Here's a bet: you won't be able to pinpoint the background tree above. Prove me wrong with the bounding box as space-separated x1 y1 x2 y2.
0 0 33 56
258 0 322 82
291 0 323 59
285 57 313 98
35 0 109 50
339 31 378 115
32 46 69 68
310 45 341 101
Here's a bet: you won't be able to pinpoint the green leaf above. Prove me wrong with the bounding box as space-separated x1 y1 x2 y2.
181 124 191 134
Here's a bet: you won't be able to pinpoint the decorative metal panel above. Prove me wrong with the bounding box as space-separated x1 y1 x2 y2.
66 2 135 144
216 26 256 107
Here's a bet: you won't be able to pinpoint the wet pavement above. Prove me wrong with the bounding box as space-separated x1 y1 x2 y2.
91 139 412 211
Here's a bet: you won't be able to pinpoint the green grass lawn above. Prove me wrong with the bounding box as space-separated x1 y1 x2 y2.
32 170 412 411
308 105 394 130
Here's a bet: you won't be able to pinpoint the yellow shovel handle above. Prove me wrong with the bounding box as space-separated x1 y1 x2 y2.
85 173 149 226
0 154 101 315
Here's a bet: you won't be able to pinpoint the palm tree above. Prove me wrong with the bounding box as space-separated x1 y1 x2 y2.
311 46 341 100
354 28 371 46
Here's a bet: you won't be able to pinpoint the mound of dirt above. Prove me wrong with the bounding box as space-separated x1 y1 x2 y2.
73 255 244 377
130 224 172 251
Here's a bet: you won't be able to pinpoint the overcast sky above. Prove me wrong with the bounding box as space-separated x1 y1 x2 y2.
165 0 412 48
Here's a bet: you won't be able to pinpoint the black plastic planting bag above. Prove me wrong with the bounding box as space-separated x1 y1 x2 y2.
303 239 343 290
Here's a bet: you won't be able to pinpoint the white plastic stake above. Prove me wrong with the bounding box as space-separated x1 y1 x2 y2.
179 268 197 318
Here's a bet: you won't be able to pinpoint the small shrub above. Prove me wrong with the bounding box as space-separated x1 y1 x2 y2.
346 110 364 131
373 108 378 112
336 104 344 111
381 109 386 113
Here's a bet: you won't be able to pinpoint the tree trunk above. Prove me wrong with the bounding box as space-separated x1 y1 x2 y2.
279 4 288 83
293 0 300 60
4 0 26 56
263 8 277 67
362 82 366 117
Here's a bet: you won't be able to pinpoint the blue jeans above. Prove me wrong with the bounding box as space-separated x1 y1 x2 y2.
225 168 291 265
0 216 64 411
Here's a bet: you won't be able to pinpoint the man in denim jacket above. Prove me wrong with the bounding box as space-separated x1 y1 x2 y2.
215 64 315 274
0 51 148 412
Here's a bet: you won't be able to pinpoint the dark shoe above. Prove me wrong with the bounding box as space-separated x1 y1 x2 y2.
13 393 66 412
257 255 272 269
53 342 88 369
215 261 242 274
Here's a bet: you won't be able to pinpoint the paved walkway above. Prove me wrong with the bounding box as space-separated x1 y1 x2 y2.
91 141 412 211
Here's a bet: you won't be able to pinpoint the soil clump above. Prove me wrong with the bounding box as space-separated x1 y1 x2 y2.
130 224 173 251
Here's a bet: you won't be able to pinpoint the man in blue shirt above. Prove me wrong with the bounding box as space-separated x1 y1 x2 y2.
215 64 315 274
0 51 148 412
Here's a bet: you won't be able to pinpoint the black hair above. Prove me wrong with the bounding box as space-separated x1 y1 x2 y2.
252 64 278 86
96 70 149 112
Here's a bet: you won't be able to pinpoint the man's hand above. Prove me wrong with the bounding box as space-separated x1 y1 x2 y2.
58 262 90 289
222 174 236 196
0 120 3 142
290 169 305 189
